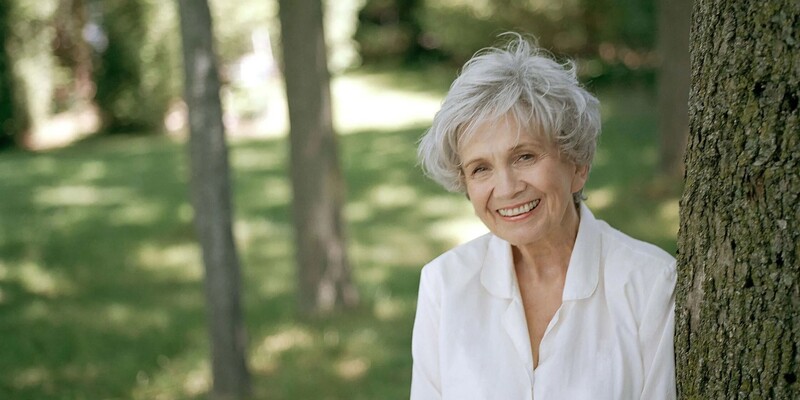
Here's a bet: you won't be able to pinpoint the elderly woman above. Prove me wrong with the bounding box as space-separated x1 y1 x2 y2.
411 35 676 399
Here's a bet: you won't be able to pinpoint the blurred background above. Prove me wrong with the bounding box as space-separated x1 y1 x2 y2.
0 0 688 398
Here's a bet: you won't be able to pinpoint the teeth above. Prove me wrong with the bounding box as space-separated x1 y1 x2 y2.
498 200 539 217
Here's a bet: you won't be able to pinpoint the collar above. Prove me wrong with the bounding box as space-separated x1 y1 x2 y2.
480 203 602 301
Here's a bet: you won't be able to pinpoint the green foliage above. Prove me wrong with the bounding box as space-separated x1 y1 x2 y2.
419 0 589 62
209 0 277 65
0 66 677 399
355 0 658 83
92 0 180 133
355 0 434 64
209 0 363 73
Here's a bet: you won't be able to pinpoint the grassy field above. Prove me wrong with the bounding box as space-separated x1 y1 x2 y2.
0 67 680 399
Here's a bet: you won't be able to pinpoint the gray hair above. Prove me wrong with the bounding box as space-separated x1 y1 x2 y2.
417 33 601 203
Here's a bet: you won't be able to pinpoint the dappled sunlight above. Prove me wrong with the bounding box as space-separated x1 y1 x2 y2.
71 160 108 182
130 356 212 400
253 265 294 297
373 292 415 321
12 366 53 393
253 327 315 369
659 199 679 222
658 199 680 238
417 195 471 218
109 202 165 226
182 363 212 397
177 203 194 224
71 302 174 338
585 186 617 211
14 260 76 298
367 183 418 208
231 145 287 171
335 357 370 380
34 185 136 207
254 176 292 206
352 230 438 267
426 216 489 246
332 75 443 134
235 218 291 252
345 327 379 351
137 243 203 281
103 302 171 332
345 200 374 223
356 262 390 286
227 68 444 138
0 155 57 182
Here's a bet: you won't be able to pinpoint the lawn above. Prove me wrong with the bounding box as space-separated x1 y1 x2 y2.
0 67 679 399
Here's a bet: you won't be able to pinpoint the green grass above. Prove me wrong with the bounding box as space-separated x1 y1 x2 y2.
0 67 679 399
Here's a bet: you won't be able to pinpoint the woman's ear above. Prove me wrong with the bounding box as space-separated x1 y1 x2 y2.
571 164 589 193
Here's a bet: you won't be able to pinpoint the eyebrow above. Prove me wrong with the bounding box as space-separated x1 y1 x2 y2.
461 143 543 170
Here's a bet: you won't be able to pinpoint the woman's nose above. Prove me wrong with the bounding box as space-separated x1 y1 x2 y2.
495 169 524 198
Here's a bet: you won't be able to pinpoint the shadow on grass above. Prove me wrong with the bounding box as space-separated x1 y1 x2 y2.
0 84 679 399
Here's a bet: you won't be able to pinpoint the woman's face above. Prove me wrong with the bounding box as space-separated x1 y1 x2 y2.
458 115 588 248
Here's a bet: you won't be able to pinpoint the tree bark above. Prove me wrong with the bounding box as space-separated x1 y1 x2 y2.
656 0 691 178
177 1 250 399
278 0 359 315
676 0 799 398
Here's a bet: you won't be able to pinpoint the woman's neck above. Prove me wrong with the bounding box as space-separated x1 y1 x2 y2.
512 203 581 283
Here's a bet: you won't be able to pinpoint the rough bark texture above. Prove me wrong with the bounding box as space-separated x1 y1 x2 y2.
676 0 799 398
657 0 691 178
279 0 359 315
177 1 250 398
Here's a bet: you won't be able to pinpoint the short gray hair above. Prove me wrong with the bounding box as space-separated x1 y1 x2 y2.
417 33 601 203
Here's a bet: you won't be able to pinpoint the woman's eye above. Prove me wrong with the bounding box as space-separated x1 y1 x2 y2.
517 153 536 162
471 166 488 175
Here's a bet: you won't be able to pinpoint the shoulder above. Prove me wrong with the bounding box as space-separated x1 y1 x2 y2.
420 233 493 285
593 219 676 325
594 218 676 314
596 218 676 277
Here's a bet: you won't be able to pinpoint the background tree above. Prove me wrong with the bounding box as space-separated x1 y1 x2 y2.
3 0 57 148
92 0 178 133
52 0 93 108
0 0 16 148
177 0 250 398
279 0 359 315
676 0 799 397
656 0 690 178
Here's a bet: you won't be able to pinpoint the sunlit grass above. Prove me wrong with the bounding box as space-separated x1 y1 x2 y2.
0 66 678 399
224 63 453 139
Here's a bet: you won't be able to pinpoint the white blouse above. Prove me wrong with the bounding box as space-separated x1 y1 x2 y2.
411 204 676 400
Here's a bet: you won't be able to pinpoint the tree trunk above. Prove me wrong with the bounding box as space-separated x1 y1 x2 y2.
4 0 54 148
0 0 16 148
177 1 250 399
676 0 799 398
52 0 93 104
656 0 691 178
278 0 359 315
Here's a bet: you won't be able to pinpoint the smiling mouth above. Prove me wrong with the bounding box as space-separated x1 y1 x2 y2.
497 199 540 217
